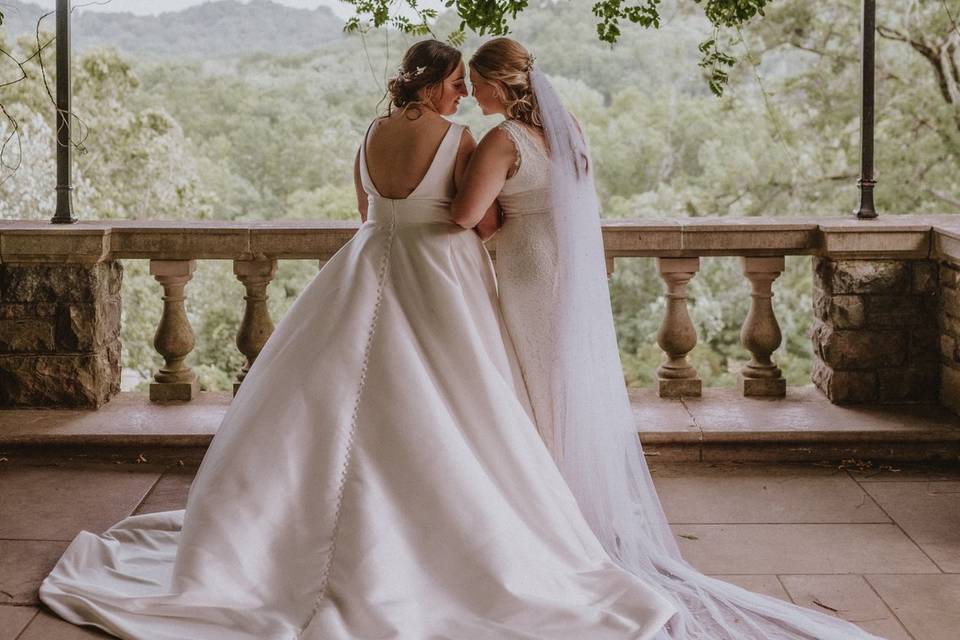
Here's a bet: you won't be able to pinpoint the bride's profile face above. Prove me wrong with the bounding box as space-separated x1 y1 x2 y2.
421 61 468 116
469 69 503 116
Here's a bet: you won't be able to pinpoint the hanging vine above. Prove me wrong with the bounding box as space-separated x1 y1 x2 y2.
0 4 99 184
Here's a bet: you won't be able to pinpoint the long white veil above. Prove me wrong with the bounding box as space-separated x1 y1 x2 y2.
530 66 887 640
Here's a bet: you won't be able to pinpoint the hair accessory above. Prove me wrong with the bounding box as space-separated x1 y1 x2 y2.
525 55 536 72
397 65 428 83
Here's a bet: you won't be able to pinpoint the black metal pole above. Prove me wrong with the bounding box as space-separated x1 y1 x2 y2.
855 0 877 219
52 0 76 224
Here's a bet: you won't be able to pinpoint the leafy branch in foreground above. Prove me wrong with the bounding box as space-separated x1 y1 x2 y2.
340 0 773 95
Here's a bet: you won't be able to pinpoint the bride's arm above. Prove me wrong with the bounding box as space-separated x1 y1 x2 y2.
452 128 515 232
353 148 368 223
474 205 502 241
452 129 499 238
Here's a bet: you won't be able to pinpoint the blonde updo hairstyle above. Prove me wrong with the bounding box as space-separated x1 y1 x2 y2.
469 37 541 128
386 39 462 117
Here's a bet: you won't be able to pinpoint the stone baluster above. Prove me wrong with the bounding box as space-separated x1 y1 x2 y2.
655 257 701 397
150 259 199 402
739 256 786 397
233 259 278 395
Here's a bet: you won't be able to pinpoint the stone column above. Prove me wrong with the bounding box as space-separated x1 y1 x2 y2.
738 256 786 397
0 262 122 407
149 259 199 402
811 257 938 404
655 257 701 398
233 259 277 395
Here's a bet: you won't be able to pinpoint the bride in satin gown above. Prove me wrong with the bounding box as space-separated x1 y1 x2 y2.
453 37 888 640
39 40 677 639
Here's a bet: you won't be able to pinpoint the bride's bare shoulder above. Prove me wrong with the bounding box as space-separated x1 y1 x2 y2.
478 123 515 152
474 124 522 177
370 111 450 137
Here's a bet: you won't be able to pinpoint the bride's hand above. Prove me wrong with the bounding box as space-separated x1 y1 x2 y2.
474 202 502 240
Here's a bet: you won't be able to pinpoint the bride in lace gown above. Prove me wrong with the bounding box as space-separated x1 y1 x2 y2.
38 40 676 640
453 37 888 640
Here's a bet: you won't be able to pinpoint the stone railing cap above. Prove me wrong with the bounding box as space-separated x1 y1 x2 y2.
1 215 959 261
0 221 112 264
817 215 938 258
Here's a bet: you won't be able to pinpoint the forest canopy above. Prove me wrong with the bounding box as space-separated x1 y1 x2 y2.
0 0 957 391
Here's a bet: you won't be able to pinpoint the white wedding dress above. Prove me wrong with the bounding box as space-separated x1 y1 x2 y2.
39 120 677 640
490 88 886 639
492 120 564 460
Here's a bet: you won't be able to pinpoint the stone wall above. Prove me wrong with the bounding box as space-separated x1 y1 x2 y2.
939 258 960 414
811 257 939 403
0 262 122 408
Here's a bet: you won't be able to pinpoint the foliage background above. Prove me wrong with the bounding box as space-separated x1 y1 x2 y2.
1 0 958 391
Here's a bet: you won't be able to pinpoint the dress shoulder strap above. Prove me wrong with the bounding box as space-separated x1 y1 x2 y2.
411 122 465 198
357 119 379 196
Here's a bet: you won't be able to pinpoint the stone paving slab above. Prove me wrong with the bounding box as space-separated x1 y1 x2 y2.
132 467 196 516
866 574 960 640
16 610 111 639
861 481 960 573
0 464 161 540
0 605 36 640
673 523 940 575
0 540 69 605
779 574 911 640
651 462 890 524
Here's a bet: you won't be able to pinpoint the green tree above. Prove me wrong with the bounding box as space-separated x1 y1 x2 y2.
344 0 774 94
4 1 959 392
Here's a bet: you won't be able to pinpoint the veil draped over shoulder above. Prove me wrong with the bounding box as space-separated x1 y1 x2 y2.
529 66 886 640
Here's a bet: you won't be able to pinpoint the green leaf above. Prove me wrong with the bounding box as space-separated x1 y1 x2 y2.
340 0 773 97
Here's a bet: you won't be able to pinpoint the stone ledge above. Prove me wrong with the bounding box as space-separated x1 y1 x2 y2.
0 224 111 264
1 387 957 465
819 216 933 259
5 216 960 261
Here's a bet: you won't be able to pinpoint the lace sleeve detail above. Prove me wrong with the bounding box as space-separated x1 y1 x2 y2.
497 121 522 177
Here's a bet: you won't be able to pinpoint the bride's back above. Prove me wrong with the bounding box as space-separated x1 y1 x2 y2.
365 111 454 199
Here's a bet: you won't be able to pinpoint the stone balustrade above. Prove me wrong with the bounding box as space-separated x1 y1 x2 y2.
0 215 956 412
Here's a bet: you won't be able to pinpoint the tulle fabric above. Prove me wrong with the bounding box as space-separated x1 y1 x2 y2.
529 66 887 640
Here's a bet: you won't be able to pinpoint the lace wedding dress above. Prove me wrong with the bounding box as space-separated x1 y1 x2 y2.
491 83 886 640
39 121 676 640
493 120 564 460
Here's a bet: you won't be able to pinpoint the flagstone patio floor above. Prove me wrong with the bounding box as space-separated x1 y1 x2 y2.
1 459 958 639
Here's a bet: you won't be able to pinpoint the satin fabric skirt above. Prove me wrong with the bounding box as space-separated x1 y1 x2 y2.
39 218 676 639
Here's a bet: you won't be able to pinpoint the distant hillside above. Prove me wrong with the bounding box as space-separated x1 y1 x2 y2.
0 0 344 57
